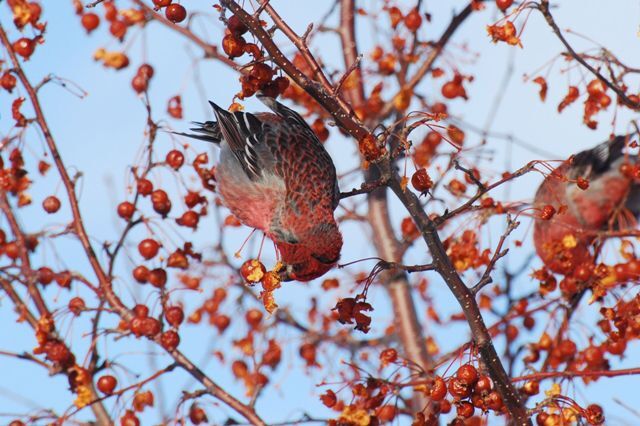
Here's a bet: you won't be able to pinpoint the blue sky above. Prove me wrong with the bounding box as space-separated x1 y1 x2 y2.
1 0 640 424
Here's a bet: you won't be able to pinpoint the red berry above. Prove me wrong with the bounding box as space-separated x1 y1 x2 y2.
240 259 266 283
165 150 184 169
120 410 140 426
189 404 208 424
81 13 100 33
165 306 184 327
148 268 167 288
456 364 479 386
12 38 35 59
411 168 433 192
132 265 150 283
153 0 172 7
448 377 471 399
104 1 117 22
42 196 61 213
55 271 72 288
429 376 447 401
576 177 589 190
37 267 55 285
250 63 274 83
97 375 117 395
404 9 422 31
151 189 172 216
109 20 127 40
176 210 199 228
165 3 186 23
456 401 474 418
69 297 86 316
160 330 180 350
133 304 149 318
137 178 153 196
227 15 248 35
117 201 135 220
138 238 160 259
539 204 556 220
496 0 514 11
0 71 17 92
245 309 263 329
131 74 148 93
474 375 493 393
442 81 465 99
138 64 154 79
4 241 19 260
222 34 246 58
140 317 161 337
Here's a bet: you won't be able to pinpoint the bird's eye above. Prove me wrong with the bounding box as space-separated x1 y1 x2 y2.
311 253 339 265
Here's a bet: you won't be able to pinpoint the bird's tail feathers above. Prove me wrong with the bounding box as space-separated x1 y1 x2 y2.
172 121 222 144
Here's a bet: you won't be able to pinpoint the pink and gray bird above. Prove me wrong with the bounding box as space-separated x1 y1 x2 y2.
181 95 343 281
533 135 639 274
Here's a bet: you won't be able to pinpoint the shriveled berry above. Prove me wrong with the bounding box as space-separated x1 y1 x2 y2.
55 271 72 288
69 297 86 315
411 168 433 192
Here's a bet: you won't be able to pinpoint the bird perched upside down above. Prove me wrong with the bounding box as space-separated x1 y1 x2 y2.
533 135 639 274
180 95 342 281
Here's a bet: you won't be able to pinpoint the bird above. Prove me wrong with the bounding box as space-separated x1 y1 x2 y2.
177 94 343 282
533 135 639 275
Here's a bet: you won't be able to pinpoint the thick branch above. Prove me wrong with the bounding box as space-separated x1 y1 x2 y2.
387 171 531 425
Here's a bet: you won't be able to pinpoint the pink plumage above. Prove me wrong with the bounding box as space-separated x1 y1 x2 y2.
533 135 638 274
181 95 342 281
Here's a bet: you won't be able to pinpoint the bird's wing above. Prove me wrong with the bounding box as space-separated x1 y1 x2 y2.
570 135 629 178
173 121 222 143
257 93 317 137
209 101 264 181
258 94 341 208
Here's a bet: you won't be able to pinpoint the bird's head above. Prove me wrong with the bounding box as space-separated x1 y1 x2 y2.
274 221 343 282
